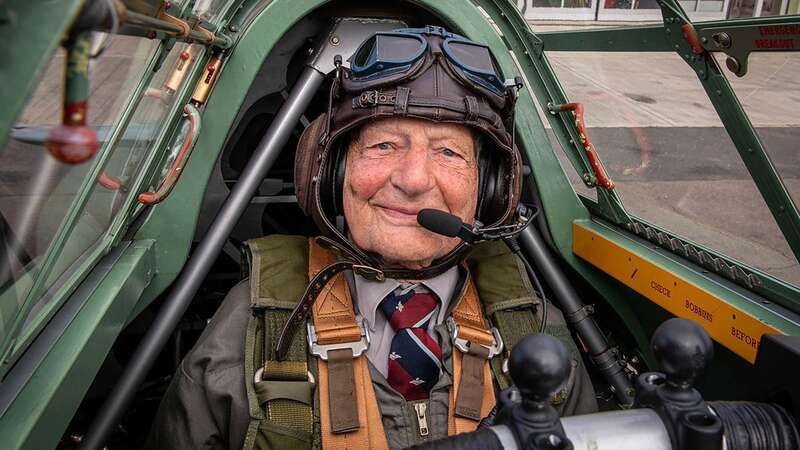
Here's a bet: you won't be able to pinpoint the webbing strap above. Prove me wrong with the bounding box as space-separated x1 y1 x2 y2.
259 318 314 434
255 380 315 405
318 347 388 449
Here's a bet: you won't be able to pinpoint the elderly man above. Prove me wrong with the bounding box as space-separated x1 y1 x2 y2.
147 26 596 450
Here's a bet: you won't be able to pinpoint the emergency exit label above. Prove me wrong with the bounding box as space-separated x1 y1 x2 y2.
755 25 798 50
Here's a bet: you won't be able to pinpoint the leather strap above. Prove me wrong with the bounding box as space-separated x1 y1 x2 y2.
327 349 359 433
309 239 389 450
449 276 497 432
352 89 497 124
276 259 357 359
452 280 496 347
455 345 490 420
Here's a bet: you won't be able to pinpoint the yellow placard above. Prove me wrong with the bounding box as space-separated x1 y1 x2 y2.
572 222 780 363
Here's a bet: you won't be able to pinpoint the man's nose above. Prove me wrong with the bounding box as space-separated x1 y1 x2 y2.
389 145 435 197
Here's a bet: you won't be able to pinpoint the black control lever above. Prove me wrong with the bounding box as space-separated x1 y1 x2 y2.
411 318 796 450
495 333 574 450
634 318 723 450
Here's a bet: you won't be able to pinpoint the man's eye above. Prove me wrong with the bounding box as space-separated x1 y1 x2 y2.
441 148 461 158
376 142 392 150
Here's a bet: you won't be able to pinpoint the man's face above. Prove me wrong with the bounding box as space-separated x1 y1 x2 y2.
343 117 479 270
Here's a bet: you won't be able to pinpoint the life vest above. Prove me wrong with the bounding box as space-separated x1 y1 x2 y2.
240 235 569 449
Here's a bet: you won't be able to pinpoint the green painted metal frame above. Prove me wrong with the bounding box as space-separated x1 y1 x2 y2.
10 0 799 445
692 15 800 77
0 240 155 450
537 15 800 53
538 24 673 52
535 5 800 308
0 19 211 375
0 40 167 374
657 1 800 292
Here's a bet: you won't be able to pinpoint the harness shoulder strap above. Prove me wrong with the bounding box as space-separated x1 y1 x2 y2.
467 240 585 410
308 239 389 450
466 240 543 390
242 235 319 450
448 273 498 434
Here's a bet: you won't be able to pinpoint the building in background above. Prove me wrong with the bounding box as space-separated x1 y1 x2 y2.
517 0 799 22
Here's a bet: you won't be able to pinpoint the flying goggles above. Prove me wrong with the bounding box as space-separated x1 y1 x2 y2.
348 26 512 104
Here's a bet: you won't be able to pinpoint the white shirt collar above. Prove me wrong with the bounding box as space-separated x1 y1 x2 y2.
353 266 460 331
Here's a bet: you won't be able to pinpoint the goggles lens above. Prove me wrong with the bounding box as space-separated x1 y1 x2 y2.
349 28 507 98
351 33 427 79
443 39 505 95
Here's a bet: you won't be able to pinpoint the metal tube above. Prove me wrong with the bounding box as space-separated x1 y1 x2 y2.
519 226 635 406
562 409 673 450
483 409 672 450
79 66 325 450
125 11 233 49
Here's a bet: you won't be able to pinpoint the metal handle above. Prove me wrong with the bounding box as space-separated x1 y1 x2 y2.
46 32 99 164
137 103 201 205
549 102 615 190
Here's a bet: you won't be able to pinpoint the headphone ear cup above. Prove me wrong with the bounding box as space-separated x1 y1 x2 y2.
333 141 347 216
477 145 498 223
318 134 349 218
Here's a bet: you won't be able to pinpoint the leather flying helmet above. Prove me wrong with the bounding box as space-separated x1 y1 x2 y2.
294 26 524 280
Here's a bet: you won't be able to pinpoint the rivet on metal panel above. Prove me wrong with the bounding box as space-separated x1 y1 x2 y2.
725 57 740 74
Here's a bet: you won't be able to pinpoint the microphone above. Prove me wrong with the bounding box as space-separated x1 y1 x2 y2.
417 206 548 332
417 209 481 243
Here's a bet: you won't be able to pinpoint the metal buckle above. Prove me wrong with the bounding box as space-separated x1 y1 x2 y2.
307 315 371 361
447 316 504 358
352 264 384 281
355 90 380 108
254 364 316 384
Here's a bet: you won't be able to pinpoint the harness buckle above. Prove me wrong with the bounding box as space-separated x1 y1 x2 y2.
447 316 503 358
354 90 380 108
307 315 371 361
254 364 316 384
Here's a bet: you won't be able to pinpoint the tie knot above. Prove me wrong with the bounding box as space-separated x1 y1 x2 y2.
380 285 439 331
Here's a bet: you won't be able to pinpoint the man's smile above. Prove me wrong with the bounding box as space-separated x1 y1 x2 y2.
373 203 426 224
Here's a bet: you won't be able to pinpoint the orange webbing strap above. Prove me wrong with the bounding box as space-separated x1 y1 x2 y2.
448 277 497 435
309 239 389 450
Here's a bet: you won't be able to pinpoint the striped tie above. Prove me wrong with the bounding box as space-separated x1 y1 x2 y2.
379 285 443 401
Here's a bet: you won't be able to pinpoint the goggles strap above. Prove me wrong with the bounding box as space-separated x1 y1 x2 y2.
464 96 479 123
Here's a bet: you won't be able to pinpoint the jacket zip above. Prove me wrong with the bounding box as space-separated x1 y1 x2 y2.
414 402 429 436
